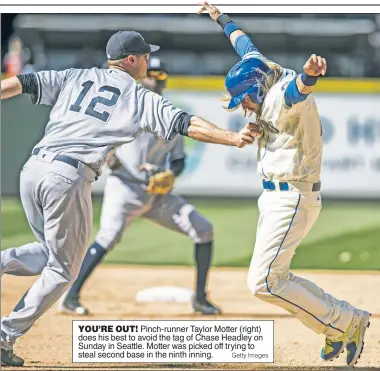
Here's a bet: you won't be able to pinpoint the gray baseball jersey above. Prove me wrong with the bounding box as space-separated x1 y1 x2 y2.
114 131 185 184
0 67 184 350
95 133 212 251
33 68 183 172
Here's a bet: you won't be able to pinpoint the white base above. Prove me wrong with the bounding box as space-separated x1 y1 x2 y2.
135 286 194 303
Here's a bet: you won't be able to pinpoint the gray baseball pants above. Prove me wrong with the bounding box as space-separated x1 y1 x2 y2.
96 174 213 250
1 149 96 347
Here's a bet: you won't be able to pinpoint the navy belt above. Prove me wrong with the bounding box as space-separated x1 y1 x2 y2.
263 180 321 192
32 148 79 170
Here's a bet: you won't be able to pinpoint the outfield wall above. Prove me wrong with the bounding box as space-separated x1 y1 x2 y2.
2 78 380 198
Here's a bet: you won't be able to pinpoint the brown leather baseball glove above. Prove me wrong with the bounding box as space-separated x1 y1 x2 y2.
139 163 175 195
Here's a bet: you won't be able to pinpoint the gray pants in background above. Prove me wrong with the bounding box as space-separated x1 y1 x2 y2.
1 150 95 347
96 174 214 251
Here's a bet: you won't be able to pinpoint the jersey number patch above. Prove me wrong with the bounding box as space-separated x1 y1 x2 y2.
69 80 121 123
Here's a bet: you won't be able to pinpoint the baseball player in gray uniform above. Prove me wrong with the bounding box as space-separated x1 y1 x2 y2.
0 31 260 366
58 57 221 316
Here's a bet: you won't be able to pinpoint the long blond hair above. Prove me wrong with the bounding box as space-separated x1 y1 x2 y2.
221 58 283 134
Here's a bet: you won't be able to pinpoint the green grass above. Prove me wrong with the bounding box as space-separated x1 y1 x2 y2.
1 197 379 270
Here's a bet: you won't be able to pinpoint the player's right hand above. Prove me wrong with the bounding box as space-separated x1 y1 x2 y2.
197 1 222 21
236 123 262 148
138 163 156 172
303 54 327 76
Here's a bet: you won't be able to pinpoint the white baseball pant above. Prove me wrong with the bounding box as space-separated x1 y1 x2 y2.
248 186 356 338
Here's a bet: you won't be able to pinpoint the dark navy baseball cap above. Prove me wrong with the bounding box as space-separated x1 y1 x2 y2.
106 31 160 60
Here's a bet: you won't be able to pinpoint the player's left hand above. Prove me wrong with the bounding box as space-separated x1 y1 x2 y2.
139 163 175 195
146 169 175 195
303 54 327 76
197 1 221 21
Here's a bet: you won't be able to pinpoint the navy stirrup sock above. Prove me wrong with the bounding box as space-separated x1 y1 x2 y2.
67 242 107 298
194 241 213 301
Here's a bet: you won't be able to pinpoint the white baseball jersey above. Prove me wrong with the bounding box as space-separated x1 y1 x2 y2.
238 37 359 348
32 68 183 173
257 69 323 183
114 132 185 184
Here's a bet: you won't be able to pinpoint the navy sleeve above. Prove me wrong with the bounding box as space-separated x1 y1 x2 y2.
172 112 193 137
284 76 310 107
234 35 262 60
16 73 39 103
170 158 185 177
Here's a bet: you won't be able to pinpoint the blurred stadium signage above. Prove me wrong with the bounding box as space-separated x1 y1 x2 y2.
91 91 380 199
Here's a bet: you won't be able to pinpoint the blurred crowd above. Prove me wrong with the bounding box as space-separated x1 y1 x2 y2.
2 13 380 78
3 36 35 78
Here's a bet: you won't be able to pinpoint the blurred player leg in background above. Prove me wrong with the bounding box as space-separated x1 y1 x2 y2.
58 174 221 315
143 193 220 315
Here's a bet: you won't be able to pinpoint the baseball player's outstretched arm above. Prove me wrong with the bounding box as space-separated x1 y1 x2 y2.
138 85 261 148
1 77 22 99
198 1 262 60
2 70 74 105
284 54 327 107
187 116 261 148
297 54 327 94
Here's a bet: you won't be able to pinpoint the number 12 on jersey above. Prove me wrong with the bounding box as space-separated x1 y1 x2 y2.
69 80 121 123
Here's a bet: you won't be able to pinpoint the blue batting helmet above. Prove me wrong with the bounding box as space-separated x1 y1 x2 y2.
225 57 273 109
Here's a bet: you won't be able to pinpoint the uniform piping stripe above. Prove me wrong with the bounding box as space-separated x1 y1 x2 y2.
264 194 344 334
164 114 178 141
35 72 42 105
261 132 269 178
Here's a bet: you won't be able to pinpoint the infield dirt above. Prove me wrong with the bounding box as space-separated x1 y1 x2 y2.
1 266 379 370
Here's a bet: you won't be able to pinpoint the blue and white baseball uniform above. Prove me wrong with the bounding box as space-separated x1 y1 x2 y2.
221 19 362 342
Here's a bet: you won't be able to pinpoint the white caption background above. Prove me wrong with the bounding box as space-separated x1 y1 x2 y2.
72 320 274 363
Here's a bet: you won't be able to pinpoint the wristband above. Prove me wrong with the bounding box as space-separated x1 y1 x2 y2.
217 14 240 38
301 73 319 86
216 14 231 28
